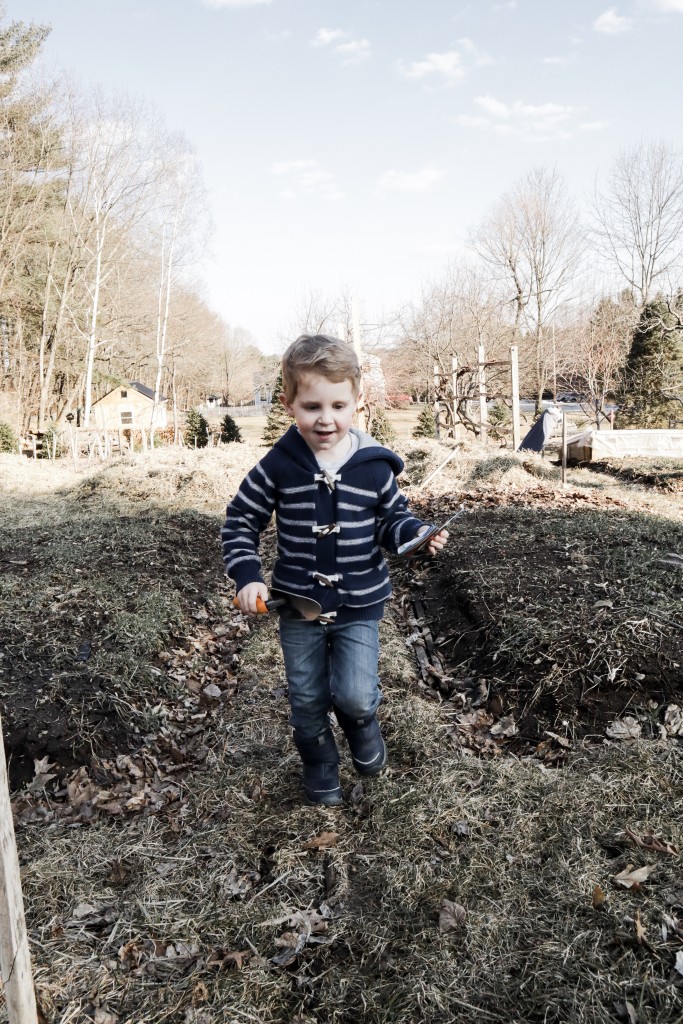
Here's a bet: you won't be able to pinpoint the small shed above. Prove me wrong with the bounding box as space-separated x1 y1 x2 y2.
91 381 168 431
567 429 683 462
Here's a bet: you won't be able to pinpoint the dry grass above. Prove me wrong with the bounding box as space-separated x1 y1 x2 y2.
1 445 682 1024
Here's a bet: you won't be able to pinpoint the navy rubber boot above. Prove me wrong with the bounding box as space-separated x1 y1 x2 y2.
292 729 343 806
333 707 387 777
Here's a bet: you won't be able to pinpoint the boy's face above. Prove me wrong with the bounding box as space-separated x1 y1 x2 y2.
282 373 359 458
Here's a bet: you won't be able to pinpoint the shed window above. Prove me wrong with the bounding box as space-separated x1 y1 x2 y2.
120 389 128 398
120 411 133 425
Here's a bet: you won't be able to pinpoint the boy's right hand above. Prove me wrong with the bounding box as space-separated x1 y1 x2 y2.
235 582 270 615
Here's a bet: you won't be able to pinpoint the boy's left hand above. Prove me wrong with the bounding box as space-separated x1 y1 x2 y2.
417 525 449 556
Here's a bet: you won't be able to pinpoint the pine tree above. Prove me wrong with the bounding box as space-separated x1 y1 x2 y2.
220 412 243 443
368 407 398 448
412 405 436 439
617 298 683 427
0 421 17 453
185 408 209 448
262 368 291 445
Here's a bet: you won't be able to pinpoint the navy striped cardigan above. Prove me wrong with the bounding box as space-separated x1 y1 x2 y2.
221 425 426 622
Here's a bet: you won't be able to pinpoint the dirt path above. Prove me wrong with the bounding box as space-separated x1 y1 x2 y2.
1 448 682 1024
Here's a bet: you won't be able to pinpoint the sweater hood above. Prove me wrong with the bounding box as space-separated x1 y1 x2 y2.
273 424 404 475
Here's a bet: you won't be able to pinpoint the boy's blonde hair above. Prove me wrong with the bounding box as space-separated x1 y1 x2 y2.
281 334 361 402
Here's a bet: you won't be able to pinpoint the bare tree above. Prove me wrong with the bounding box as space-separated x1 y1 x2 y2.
592 139 683 307
148 138 209 443
561 294 635 428
69 89 167 426
472 166 585 408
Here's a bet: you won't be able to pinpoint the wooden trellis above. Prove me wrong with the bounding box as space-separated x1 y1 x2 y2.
432 345 521 450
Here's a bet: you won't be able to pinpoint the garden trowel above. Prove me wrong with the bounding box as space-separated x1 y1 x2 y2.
232 588 323 620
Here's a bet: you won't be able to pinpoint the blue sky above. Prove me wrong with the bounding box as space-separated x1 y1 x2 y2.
9 0 683 350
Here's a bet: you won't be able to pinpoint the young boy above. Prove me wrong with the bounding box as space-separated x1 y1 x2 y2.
221 334 448 806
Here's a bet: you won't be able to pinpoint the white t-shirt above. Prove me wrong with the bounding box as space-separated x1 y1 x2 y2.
316 430 360 475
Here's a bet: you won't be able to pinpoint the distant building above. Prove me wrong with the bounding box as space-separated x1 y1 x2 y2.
91 381 168 431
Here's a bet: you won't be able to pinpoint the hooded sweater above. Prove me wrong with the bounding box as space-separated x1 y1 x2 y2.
221 425 425 622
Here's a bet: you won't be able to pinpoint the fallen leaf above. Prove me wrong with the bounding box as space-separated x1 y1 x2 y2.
613 864 655 889
489 715 517 738
206 947 251 970
664 704 683 736
592 884 606 908
94 1010 119 1024
606 717 642 741
675 950 683 977
625 827 678 857
202 683 222 699
634 910 647 944
438 898 467 933
192 981 209 1007
303 831 338 851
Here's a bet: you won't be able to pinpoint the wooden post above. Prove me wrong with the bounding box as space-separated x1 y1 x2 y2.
561 412 568 488
117 428 123 455
451 356 459 442
0 715 39 1024
351 297 366 432
51 432 57 461
478 345 488 445
433 363 441 440
510 345 521 451
68 425 77 470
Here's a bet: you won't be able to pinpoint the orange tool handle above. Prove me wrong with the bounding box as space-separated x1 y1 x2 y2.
232 596 269 614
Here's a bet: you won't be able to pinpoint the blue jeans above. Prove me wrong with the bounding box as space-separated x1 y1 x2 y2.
279 618 381 738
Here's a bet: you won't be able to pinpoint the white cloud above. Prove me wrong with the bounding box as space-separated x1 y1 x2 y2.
310 27 371 63
457 94 578 142
400 51 466 82
336 38 371 63
271 159 315 174
580 120 607 131
377 167 446 194
457 37 495 66
542 55 571 65
202 0 273 8
493 1 517 9
311 27 347 47
271 160 345 202
651 0 683 11
399 40 493 83
593 8 633 32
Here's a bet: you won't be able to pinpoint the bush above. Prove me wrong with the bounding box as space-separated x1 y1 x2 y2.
263 369 291 446
368 408 397 447
184 408 209 449
0 421 17 453
147 426 177 449
220 413 243 443
39 424 64 459
412 405 436 439
488 402 511 439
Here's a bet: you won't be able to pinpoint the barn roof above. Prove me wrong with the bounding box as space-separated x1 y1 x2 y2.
93 381 167 405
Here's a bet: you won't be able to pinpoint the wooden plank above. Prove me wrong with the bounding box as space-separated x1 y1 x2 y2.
478 345 488 444
510 344 521 451
0 715 38 1024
